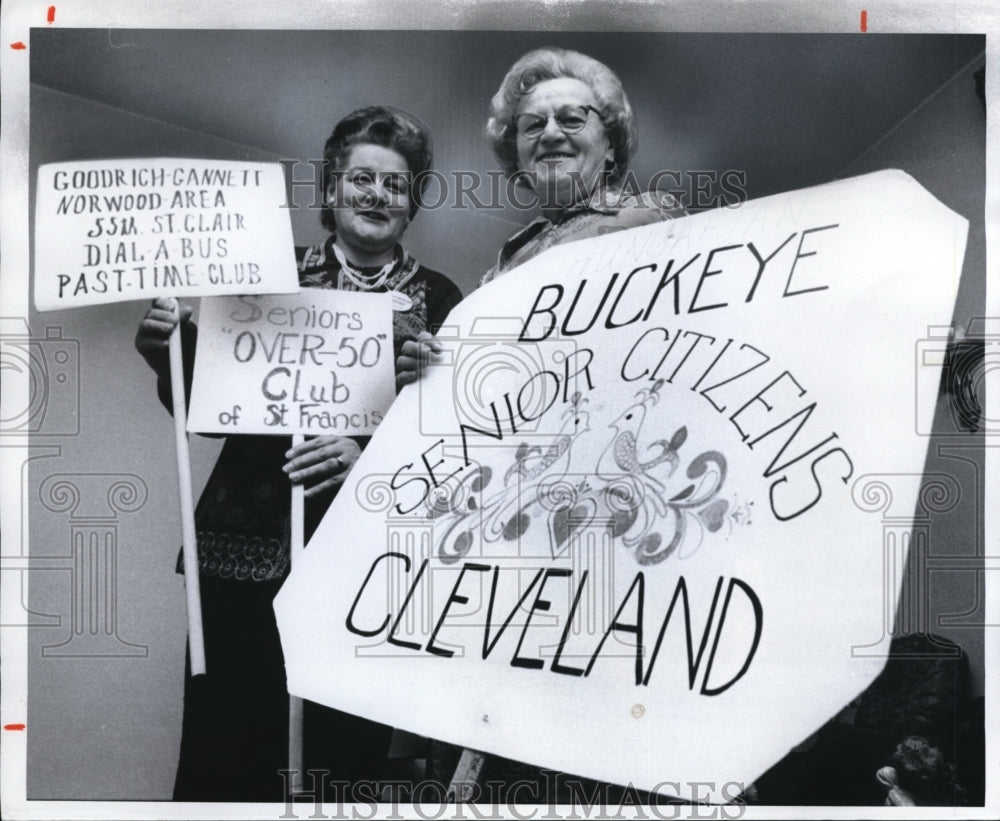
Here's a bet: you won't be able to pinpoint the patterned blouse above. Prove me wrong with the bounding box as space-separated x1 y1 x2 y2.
481 186 687 285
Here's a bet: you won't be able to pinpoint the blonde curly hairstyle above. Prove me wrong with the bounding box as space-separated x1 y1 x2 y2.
485 48 637 186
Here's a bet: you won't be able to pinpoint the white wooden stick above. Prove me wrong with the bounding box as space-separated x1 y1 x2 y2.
288 693 305 794
168 318 206 676
290 434 305 558
288 433 306 794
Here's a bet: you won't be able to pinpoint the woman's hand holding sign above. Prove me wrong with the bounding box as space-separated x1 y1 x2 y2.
135 296 194 383
283 436 362 499
396 331 443 390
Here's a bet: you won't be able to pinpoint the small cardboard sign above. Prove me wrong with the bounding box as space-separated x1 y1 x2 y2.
274 170 968 799
33 159 299 310
187 290 395 436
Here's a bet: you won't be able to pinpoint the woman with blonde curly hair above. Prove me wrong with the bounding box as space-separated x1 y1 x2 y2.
481 47 685 284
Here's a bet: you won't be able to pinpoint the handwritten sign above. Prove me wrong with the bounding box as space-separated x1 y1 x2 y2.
187 291 395 436
274 170 967 798
33 159 299 310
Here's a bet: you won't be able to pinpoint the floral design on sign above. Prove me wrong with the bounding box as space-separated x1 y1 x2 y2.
427 381 747 565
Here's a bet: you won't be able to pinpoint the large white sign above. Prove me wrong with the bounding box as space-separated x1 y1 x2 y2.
274 170 967 799
34 158 299 310
187 291 396 436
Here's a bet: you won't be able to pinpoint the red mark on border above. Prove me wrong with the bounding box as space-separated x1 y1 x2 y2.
48 6 56 24
10 42 26 50
860 10 868 32
4 724 26 731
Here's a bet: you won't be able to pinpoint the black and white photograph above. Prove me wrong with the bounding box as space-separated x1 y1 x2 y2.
0 1 996 818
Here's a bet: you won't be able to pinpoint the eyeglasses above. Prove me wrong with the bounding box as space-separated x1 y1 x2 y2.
514 105 604 139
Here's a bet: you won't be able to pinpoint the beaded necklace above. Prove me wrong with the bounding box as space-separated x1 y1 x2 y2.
330 243 398 291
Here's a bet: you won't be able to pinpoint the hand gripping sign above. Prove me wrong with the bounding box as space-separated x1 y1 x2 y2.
274 170 967 799
35 158 300 675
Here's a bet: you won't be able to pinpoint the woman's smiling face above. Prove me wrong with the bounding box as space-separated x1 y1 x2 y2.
327 143 411 265
514 77 613 212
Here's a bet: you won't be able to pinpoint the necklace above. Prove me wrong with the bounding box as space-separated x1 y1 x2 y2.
331 243 397 291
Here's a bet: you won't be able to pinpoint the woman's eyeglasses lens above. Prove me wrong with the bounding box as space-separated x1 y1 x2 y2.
516 106 599 138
